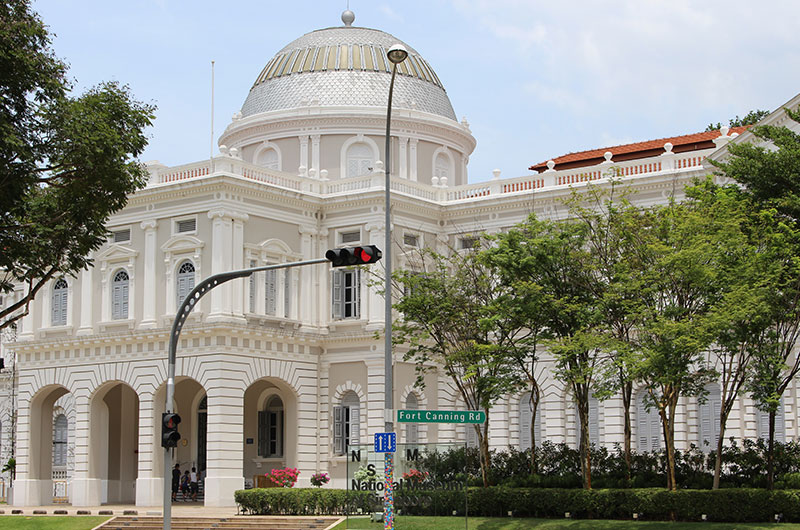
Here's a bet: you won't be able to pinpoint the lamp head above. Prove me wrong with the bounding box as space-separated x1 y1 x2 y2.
387 44 408 64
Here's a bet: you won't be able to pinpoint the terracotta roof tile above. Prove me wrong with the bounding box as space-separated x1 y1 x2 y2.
529 126 750 172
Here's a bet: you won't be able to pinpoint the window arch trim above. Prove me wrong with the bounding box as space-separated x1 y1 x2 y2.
340 134 380 179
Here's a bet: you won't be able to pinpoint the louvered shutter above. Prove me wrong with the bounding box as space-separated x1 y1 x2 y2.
258 411 268 457
465 423 478 448
712 397 721 446
700 397 712 448
331 270 342 320
650 406 662 451
284 269 291 318
349 406 360 448
333 406 344 454
776 401 786 443
758 407 770 440
265 270 277 315
589 396 599 445
534 408 542 447
519 393 532 450
52 281 68 326
354 269 361 318
637 393 650 451
249 275 255 313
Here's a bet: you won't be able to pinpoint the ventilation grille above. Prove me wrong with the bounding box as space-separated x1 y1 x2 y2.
113 229 131 243
177 219 196 233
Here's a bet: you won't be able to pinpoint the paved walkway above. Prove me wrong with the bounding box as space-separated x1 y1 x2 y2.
0 503 241 517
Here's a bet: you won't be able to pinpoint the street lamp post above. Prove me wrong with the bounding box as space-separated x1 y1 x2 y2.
384 43 408 530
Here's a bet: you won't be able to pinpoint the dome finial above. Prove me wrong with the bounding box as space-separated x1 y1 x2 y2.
342 9 355 26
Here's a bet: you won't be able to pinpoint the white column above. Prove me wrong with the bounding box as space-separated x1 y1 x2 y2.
135 392 160 506
461 154 469 185
365 223 385 329
311 134 321 177
18 288 35 340
40 280 51 331
208 209 233 321
231 214 248 318
299 135 310 176
76 266 94 335
298 227 316 328
204 383 245 506
140 220 158 329
70 391 103 506
316 228 329 327
409 138 418 182
398 136 408 179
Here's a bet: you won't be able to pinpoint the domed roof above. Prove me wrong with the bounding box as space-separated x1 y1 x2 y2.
240 23 456 121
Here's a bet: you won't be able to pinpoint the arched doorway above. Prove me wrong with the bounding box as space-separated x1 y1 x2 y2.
242 380 296 488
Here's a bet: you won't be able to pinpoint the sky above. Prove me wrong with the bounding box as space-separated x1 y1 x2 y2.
32 0 800 183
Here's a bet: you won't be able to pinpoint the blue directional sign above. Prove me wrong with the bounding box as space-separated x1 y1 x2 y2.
374 432 396 453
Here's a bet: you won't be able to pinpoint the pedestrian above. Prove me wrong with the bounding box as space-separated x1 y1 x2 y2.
171 464 180 502
190 467 199 501
181 470 191 500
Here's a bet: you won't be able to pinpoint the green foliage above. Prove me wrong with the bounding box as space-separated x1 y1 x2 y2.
0 0 155 330
705 109 769 131
235 488 377 515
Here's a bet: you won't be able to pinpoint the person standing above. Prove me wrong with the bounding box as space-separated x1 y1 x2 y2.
171 464 180 502
190 467 199 501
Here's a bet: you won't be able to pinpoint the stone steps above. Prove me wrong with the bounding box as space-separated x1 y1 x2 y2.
98 515 342 530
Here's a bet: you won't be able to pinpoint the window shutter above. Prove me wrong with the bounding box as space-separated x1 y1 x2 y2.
776 400 786 443
349 406 360 448
121 280 129 319
331 270 342 320
284 269 291 318
637 394 649 451
334 406 344 454
700 397 712 448
649 406 661 451
258 411 268 457
465 423 478 448
712 397 721 446
354 269 361 318
520 393 532 451
534 408 542 447
589 396 599 445
265 270 277 315
758 406 770 440
52 280 68 326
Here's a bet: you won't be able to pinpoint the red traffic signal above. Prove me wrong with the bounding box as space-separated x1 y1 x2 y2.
326 245 382 267
161 412 182 448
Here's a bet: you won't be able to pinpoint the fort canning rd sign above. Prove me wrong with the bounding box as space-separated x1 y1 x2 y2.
397 409 486 424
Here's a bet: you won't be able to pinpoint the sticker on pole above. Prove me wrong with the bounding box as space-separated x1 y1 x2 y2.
374 432 396 453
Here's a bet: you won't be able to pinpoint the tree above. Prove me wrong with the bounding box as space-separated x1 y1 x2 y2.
0 0 155 330
488 215 606 489
705 109 770 132
393 245 522 487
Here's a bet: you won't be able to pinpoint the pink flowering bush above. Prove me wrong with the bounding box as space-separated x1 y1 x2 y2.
266 467 299 488
310 471 330 488
402 468 429 484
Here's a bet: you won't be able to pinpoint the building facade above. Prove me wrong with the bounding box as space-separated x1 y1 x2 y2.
2 11 800 507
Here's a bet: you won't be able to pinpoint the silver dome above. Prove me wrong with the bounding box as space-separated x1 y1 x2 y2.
241 27 456 121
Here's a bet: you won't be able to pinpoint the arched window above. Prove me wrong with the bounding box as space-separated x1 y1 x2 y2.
51 279 68 326
258 396 284 457
637 390 662 452
574 394 599 447
53 414 68 467
346 143 373 178
698 383 721 451
334 391 360 454
257 148 280 170
111 270 129 320
176 261 195 309
434 152 451 181
519 392 542 450
405 393 419 444
757 398 785 443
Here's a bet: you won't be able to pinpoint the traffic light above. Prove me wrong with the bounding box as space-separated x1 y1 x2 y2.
326 245 382 267
161 412 181 448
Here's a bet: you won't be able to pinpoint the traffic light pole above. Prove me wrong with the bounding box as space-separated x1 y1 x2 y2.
163 258 326 530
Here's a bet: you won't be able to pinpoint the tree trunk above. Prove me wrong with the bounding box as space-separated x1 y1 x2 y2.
577 399 592 490
622 381 632 482
659 391 678 491
479 416 491 488
712 413 728 490
530 388 540 475
768 410 776 490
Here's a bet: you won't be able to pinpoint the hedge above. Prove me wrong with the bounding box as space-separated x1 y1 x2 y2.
235 487 800 522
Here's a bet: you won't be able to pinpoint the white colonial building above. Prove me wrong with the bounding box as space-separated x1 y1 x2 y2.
2 10 800 508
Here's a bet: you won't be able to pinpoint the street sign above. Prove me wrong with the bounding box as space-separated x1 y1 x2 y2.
374 432 396 452
397 409 486 424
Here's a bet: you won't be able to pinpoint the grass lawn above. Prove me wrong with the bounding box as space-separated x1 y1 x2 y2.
335 515 794 529
0 516 110 529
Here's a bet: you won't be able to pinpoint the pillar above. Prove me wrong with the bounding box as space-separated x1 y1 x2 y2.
409 138 418 182
135 392 161 506
76 266 94 336
140 220 158 329
204 382 245 506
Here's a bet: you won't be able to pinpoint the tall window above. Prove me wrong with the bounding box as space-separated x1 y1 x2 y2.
53 414 68 467
111 270 129 320
258 148 280 170
258 396 284 457
334 391 360 455
434 152 451 181
698 383 721 451
346 143 373 178
176 261 195 309
51 279 68 326
757 398 786 443
574 394 599 447
637 390 662 452
332 269 360 319
519 392 542 450
405 393 419 443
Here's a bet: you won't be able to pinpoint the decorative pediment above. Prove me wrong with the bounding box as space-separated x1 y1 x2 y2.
258 238 293 255
97 244 138 263
161 235 205 254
